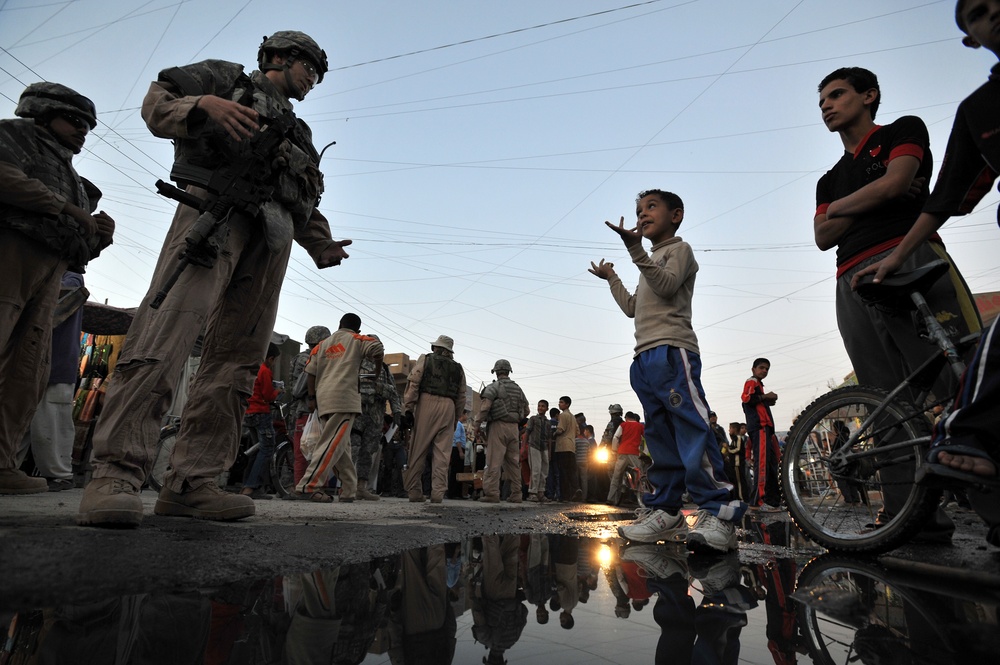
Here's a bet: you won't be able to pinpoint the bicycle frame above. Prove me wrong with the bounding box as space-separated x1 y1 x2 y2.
827 291 974 470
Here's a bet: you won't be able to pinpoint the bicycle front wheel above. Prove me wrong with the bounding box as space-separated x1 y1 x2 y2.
781 386 940 553
147 424 178 491
271 441 296 497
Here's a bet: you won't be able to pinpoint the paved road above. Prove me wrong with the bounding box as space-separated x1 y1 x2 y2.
1 489 997 611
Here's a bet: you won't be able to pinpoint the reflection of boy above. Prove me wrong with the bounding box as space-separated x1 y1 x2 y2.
590 189 745 553
741 358 781 509
857 0 1000 490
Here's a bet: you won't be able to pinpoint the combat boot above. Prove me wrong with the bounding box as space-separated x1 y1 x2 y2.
0 468 47 495
77 477 143 526
154 480 254 521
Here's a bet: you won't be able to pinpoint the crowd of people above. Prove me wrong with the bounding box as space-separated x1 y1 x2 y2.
2 0 999 554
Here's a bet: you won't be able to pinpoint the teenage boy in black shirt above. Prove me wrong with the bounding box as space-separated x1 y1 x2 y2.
857 0 1000 496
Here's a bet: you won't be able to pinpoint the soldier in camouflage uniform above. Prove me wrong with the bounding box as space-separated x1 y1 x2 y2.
473 360 530 503
348 349 402 500
0 83 115 494
79 31 351 526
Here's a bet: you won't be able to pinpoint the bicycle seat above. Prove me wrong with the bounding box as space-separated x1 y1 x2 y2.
854 259 950 307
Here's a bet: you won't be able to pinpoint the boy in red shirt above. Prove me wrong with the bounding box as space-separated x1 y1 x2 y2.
607 412 644 504
241 343 283 499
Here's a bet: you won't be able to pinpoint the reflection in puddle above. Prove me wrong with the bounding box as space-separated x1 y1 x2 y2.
2 519 997 664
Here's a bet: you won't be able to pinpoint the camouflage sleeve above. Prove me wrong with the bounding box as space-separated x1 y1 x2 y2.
402 355 425 411
383 365 403 416
0 124 66 215
293 207 337 267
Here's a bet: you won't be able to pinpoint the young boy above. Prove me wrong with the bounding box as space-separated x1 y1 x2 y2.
241 342 283 499
524 400 553 502
296 313 383 502
553 396 582 502
857 0 1000 495
741 358 782 510
607 412 644 505
590 189 746 553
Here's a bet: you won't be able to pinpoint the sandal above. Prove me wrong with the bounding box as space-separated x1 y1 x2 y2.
308 491 334 503
916 443 1000 490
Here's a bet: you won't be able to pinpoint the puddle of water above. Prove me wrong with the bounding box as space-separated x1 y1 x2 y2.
2 521 997 664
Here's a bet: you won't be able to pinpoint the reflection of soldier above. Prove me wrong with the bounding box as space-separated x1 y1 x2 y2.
473 360 529 504
471 535 528 665
386 544 457 665
15 594 210 665
349 352 402 500
403 336 466 503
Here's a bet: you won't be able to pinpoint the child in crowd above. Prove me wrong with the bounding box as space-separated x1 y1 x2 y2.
607 412 644 505
741 358 782 511
590 189 746 553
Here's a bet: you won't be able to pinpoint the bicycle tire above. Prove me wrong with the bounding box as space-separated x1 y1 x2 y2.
148 424 178 491
795 556 954 665
271 441 295 497
781 386 940 553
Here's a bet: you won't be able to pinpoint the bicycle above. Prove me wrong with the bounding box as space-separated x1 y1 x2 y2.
780 259 981 553
149 402 293 496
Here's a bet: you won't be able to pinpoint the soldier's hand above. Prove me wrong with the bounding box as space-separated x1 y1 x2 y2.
318 239 352 268
588 258 616 280
94 210 115 247
62 202 97 237
196 95 259 141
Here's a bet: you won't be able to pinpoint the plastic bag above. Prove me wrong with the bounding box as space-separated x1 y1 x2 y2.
300 412 321 461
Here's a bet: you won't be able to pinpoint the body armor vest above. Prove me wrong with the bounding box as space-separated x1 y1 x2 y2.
0 119 99 265
419 352 462 398
157 60 323 251
483 378 526 423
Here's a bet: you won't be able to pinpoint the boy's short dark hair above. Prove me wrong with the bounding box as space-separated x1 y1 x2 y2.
560 396 572 406
266 342 281 359
636 189 684 211
339 312 362 332
955 0 971 33
626 411 640 420
549 407 560 418
752 357 770 368
538 399 549 408
818 67 881 120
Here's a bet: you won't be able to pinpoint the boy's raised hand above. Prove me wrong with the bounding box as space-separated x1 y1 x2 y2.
588 258 616 280
605 216 642 248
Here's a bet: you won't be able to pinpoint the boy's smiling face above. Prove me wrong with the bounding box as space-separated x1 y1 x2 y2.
635 194 683 244
960 0 1000 54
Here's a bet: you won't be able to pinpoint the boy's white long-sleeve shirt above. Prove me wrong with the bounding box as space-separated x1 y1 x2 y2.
607 236 700 357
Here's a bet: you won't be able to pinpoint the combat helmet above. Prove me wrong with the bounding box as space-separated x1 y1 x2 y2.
608 403 623 415
16 82 97 129
304 325 331 345
491 359 513 374
258 31 329 83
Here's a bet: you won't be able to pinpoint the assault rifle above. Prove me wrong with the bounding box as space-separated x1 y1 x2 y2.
149 111 298 309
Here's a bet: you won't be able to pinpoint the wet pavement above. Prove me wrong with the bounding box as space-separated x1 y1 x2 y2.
2 490 999 663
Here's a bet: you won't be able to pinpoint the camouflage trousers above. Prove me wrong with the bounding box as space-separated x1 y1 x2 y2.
350 397 385 481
